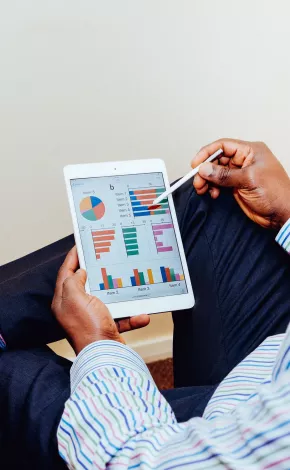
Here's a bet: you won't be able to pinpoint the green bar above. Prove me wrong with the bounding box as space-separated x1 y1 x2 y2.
107 275 114 289
155 188 166 193
125 238 137 245
123 233 137 239
152 210 167 215
128 250 139 256
139 272 146 285
122 227 137 233
170 268 176 281
158 202 169 207
126 243 138 250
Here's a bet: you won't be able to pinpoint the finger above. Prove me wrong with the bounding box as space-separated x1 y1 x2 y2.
193 173 207 190
199 162 249 188
210 186 220 199
117 314 150 333
191 138 251 169
55 246 79 298
73 268 87 289
196 183 209 195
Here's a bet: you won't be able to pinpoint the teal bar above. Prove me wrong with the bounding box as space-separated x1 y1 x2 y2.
152 210 167 215
123 233 137 239
170 268 176 281
125 238 137 245
126 243 138 250
155 187 166 194
128 250 139 256
139 272 146 285
107 275 114 289
122 227 137 233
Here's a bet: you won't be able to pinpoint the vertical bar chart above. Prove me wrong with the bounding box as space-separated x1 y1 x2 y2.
130 268 156 286
152 223 174 253
99 268 123 290
160 266 184 282
129 187 169 217
92 229 115 260
122 227 139 256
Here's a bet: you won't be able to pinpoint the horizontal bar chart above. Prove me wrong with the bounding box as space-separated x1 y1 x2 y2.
129 187 169 217
122 227 139 256
92 229 115 260
152 223 174 253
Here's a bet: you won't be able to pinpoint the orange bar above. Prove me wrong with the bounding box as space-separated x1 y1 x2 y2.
136 194 156 201
93 235 115 242
133 269 141 286
165 267 172 282
92 230 115 236
180 274 184 281
95 247 110 253
101 268 109 290
96 254 100 259
117 278 123 288
93 241 111 247
147 269 154 284
132 189 157 195
139 199 154 206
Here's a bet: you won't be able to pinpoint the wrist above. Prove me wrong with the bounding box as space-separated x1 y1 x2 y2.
278 205 290 229
71 332 124 355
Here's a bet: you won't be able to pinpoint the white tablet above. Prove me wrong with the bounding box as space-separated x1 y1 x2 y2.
64 159 194 319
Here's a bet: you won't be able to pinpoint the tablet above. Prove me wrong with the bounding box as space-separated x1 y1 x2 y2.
64 159 194 319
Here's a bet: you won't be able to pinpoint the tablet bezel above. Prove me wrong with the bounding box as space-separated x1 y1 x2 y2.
64 159 194 319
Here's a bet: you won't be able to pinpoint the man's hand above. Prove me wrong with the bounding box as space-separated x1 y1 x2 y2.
192 139 290 229
52 247 150 354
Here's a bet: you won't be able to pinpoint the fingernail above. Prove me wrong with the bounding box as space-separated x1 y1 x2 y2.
200 162 213 177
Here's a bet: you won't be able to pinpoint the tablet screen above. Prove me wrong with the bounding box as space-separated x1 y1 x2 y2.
71 172 188 304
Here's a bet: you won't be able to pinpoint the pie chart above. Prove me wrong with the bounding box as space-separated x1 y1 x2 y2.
80 196 105 221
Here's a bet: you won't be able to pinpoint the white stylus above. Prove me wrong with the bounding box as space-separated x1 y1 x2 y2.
152 148 223 206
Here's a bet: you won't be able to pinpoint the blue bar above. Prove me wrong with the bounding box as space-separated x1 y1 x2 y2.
134 211 150 217
130 276 136 286
160 267 167 283
131 201 142 206
129 190 134 195
132 205 150 212
99 283 105 290
130 195 138 201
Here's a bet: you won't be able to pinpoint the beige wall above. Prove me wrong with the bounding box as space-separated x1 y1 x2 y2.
1 1 290 353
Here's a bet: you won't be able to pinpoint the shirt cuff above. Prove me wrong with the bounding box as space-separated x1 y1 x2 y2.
0 334 6 350
276 219 290 253
70 340 152 394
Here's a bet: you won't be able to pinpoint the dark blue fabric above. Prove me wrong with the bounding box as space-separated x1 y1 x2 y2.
0 187 290 468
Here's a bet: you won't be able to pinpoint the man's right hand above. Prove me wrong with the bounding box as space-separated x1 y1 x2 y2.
192 138 290 229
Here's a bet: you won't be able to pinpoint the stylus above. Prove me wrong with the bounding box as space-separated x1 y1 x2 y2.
151 149 223 206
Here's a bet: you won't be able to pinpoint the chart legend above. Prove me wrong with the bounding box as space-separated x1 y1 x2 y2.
152 223 174 253
122 227 139 256
99 268 123 290
129 187 169 217
92 229 115 260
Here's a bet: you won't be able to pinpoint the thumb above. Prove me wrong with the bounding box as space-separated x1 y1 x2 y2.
199 162 247 188
74 268 88 289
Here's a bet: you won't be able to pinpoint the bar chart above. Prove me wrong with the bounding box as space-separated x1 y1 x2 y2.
129 187 169 217
99 268 123 290
160 266 184 282
130 266 184 286
91 229 115 260
122 227 139 256
152 222 174 253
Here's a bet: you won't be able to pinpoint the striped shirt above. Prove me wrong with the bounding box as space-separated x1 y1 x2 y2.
58 220 290 469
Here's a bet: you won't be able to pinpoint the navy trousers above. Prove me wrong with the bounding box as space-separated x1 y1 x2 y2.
1 185 290 469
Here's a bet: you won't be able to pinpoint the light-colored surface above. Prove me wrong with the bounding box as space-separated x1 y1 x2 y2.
1 1 290 352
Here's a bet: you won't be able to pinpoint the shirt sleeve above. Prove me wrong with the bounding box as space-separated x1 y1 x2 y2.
57 338 290 469
0 334 6 350
276 218 290 253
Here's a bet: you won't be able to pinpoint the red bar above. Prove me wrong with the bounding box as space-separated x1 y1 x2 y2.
93 235 115 241
133 269 141 286
92 230 115 236
165 267 172 282
101 268 109 290
93 241 111 247
133 189 157 195
95 247 110 253
136 194 156 201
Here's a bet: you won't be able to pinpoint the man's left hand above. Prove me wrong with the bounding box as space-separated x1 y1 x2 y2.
52 247 150 354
